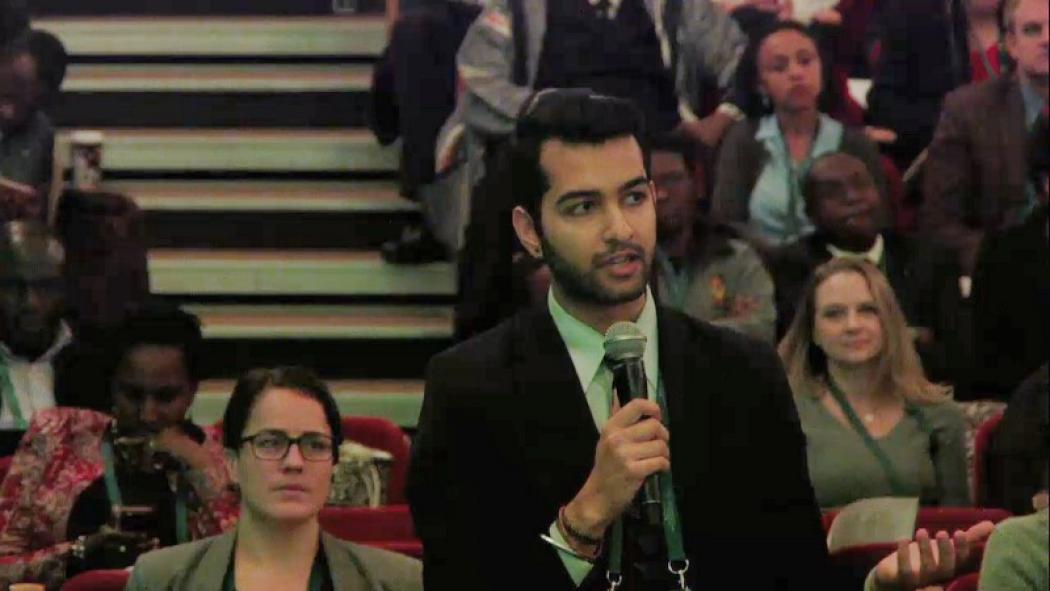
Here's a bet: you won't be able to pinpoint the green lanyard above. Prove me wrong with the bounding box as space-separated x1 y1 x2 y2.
222 547 327 591
0 360 28 429
100 438 190 545
824 375 909 496
606 380 689 591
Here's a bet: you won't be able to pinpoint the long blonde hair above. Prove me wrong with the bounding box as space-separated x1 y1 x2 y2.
777 258 949 405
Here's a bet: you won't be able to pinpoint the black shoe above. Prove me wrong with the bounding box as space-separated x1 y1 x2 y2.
381 225 449 264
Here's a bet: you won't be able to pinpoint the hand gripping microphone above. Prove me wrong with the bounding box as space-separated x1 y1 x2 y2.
603 321 663 528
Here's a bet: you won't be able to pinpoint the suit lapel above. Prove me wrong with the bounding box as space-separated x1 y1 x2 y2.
323 532 375 591
510 307 600 504
186 529 237 590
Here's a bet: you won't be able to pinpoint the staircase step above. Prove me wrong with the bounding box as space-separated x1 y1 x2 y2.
51 64 373 127
191 379 423 428
55 128 396 173
32 0 384 17
63 64 372 92
150 250 455 296
112 181 417 249
185 303 453 378
37 16 387 57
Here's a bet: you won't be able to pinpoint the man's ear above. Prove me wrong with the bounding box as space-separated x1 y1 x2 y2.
512 206 543 260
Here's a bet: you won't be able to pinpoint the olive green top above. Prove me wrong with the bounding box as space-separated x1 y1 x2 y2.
979 508 1049 591
793 390 970 509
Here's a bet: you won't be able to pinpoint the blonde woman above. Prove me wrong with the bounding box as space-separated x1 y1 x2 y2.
778 258 970 509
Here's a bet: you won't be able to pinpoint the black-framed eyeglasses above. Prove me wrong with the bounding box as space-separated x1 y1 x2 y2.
240 429 335 462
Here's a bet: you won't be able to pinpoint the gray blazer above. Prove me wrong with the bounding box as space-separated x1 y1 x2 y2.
124 530 422 591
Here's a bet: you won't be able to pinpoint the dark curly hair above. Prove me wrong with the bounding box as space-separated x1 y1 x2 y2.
733 20 842 119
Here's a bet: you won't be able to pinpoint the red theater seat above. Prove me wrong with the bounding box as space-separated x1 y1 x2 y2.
946 572 980 591
0 455 12 483
340 416 411 504
972 412 1005 506
319 504 422 558
61 569 130 591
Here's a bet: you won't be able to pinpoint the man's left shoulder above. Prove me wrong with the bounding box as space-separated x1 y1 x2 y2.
661 306 780 369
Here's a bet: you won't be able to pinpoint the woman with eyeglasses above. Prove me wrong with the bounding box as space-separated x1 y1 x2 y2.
126 366 422 591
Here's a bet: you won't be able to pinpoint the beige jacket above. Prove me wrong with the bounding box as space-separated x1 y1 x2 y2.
125 529 421 591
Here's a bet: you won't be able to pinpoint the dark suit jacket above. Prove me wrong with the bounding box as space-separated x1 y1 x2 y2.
408 305 830 590
921 75 1030 273
770 232 964 383
970 205 1050 399
867 0 971 169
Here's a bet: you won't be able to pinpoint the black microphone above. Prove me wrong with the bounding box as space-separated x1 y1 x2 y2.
603 321 663 528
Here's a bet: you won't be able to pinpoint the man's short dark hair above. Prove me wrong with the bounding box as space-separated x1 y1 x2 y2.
222 366 344 463
648 132 699 178
27 29 68 98
111 302 204 383
510 88 649 221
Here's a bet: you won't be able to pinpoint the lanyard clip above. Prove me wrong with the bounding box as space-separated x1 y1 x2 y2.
606 571 622 591
668 559 690 591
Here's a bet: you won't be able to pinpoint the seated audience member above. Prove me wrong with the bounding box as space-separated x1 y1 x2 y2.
771 152 963 381
711 20 886 250
55 189 150 332
986 365 1048 515
977 496 1048 589
868 0 1006 169
778 258 970 509
0 304 237 589
921 0 1047 274
0 31 67 221
127 366 422 590
652 134 776 342
0 221 108 455
969 115 1049 397
867 520 996 591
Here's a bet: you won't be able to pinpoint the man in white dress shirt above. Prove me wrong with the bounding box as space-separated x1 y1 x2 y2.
0 220 93 454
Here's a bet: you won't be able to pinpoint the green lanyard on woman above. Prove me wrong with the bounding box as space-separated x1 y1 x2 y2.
0 361 28 429
100 437 190 545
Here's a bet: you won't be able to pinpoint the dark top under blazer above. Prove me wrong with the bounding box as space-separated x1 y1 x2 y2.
407 304 830 590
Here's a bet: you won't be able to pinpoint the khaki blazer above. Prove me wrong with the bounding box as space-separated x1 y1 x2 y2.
124 529 421 591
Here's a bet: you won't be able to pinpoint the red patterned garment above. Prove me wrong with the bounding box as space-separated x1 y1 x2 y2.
0 408 239 589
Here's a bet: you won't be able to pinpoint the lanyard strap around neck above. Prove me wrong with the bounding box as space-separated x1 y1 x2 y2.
0 361 28 429
101 438 190 544
824 375 909 496
606 380 689 591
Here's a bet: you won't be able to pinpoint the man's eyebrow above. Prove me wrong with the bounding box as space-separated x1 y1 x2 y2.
619 176 649 191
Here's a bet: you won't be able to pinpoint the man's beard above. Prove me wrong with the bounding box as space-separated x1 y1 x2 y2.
1 315 59 361
540 233 650 306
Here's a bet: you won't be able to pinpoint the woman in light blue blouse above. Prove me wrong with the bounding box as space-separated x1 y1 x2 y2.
711 20 886 250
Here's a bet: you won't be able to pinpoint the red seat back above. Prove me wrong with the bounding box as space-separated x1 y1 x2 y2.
340 416 410 504
61 569 130 591
880 155 910 232
319 504 422 558
973 412 1005 506
946 572 980 591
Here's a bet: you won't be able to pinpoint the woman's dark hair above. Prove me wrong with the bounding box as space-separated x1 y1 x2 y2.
222 366 344 463
734 20 841 118
510 88 650 221
110 301 204 383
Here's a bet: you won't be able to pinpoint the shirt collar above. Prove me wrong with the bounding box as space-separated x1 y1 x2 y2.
548 286 660 393
827 234 885 265
754 114 843 152
1018 72 1047 128
0 321 73 364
